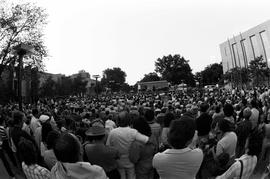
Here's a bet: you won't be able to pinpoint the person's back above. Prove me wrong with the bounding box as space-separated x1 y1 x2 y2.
153 148 203 179
19 138 51 179
196 112 212 137
130 140 156 179
145 109 161 145
106 111 148 179
153 117 203 179
84 126 119 178
51 133 107 179
106 126 143 168
129 117 157 179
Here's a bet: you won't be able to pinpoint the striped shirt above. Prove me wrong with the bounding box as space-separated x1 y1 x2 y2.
22 162 51 179
0 126 8 141
216 154 257 179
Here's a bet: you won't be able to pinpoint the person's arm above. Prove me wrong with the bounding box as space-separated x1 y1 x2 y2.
106 132 112 146
134 130 149 144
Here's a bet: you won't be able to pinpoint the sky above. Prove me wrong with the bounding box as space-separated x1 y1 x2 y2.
18 0 270 84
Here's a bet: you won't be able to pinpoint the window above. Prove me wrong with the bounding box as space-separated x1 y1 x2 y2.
260 31 270 67
232 43 240 67
240 39 248 67
250 35 261 58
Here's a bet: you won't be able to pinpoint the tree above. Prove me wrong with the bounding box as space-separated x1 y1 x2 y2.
140 72 161 82
39 76 56 97
121 83 132 93
30 67 40 102
72 75 88 95
248 56 270 86
223 67 250 87
200 63 223 85
101 67 127 92
0 1 48 77
155 54 195 86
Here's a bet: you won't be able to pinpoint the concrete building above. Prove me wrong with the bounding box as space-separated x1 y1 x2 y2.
137 80 169 91
220 20 270 73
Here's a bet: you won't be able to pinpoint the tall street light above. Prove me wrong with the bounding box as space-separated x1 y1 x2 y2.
14 44 34 111
92 75 100 99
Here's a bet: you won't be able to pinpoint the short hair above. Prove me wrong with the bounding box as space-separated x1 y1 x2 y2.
164 113 175 127
117 111 130 127
46 130 60 150
53 133 81 163
218 119 233 133
200 103 209 113
215 105 221 113
41 122 53 143
223 104 234 117
168 117 195 149
13 111 24 125
132 117 152 137
32 108 39 116
144 109 155 122
18 138 38 165
251 100 257 108
86 134 106 142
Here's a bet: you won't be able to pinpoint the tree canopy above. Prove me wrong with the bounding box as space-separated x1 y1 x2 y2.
155 54 195 86
140 72 161 82
101 67 127 92
0 0 48 77
199 63 223 85
248 55 270 86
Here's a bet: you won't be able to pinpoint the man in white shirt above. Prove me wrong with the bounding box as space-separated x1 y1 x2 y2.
106 111 149 179
30 108 41 136
250 100 259 130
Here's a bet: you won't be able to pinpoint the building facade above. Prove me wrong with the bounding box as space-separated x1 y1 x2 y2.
220 20 270 73
137 80 169 91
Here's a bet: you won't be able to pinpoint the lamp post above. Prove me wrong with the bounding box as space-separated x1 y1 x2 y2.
14 44 34 111
92 75 100 99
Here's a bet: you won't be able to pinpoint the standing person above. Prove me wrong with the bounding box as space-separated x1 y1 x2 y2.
10 111 37 163
216 128 263 179
129 117 157 179
196 103 212 147
235 107 252 157
0 115 15 179
51 133 107 179
144 109 161 147
212 119 237 163
43 130 60 170
0 113 17 166
84 126 120 179
30 108 41 136
153 116 203 179
250 100 259 130
19 138 51 179
160 113 174 151
106 111 149 179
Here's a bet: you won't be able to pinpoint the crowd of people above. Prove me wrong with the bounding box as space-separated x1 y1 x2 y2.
1 87 270 179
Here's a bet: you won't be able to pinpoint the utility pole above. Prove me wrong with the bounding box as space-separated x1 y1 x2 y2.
14 44 34 111
92 75 100 100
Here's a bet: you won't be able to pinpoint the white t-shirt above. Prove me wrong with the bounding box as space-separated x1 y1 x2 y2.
216 132 237 158
106 127 149 168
